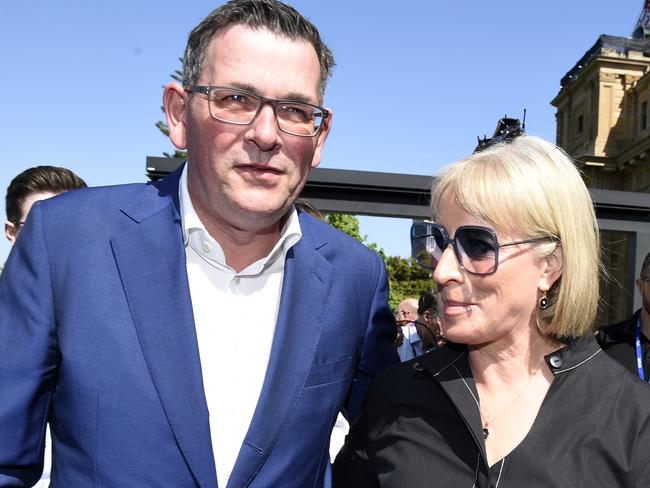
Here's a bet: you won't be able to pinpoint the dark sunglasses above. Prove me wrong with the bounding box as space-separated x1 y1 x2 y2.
410 221 557 276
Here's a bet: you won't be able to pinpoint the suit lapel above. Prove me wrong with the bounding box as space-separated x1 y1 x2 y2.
111 169 218 487
228 223 332 487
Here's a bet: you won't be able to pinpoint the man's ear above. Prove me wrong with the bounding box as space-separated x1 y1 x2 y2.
538 246 563 292
5 221 16 245
310 108 332 169
423 310 433 324
163 82 188 150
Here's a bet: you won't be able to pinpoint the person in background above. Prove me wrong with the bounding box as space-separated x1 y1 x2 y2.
413 290 444 353
395 298 420 361
598 251 650 381
3 165 86 488
5 165 86 245
334 135 650 487
0 1 397 486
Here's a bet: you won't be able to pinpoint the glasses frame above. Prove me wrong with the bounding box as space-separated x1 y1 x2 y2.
640 276 650 283
411 221 556 276
184 85 329 137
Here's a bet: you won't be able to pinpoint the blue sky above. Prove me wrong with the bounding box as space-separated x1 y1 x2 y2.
0 0 641 263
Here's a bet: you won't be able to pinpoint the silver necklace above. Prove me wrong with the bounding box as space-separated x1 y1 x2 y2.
478 375 534 440
454 363 507 487
454 363 534 440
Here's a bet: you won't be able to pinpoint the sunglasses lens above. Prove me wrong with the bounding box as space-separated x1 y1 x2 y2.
411 223 445 270
455 227 498 275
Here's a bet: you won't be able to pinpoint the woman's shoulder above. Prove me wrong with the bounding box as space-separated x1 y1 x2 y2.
367 345 467 408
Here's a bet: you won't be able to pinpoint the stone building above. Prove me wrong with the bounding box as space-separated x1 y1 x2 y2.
551 19 650 325
552 35 650 192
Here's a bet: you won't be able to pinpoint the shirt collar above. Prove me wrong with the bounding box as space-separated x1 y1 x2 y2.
417 334 602 378
178 163 302 275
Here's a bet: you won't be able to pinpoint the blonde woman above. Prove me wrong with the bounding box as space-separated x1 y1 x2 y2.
334 135 650 487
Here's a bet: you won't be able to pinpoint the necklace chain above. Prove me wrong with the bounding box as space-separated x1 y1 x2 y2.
478 374 535 439
454 361 537 441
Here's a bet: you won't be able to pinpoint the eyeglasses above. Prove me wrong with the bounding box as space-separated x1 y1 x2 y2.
640 276 650 282
410 221 557 276
184 85 329 137
13 221 25 232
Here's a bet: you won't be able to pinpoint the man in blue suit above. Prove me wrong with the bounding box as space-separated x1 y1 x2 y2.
0 1 398 486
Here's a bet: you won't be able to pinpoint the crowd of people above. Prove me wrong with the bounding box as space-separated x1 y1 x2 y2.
1 1 649 487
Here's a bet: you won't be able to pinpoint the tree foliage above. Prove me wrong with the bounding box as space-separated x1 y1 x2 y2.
324 213 433 310
384 256 433 310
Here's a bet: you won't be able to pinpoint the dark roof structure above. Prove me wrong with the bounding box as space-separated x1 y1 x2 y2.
560 34 650 89
145 157 650 222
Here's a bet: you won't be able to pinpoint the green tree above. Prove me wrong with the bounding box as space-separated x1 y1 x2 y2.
384 255 433 310
324 212 433 310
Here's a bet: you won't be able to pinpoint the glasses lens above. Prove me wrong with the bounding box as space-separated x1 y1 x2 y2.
209 88 259 124
277 103 324 136
411 222 445 270
208 88 324 136
455 227 498 275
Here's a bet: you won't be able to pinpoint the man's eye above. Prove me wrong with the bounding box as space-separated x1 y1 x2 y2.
278 104 312 122
218 93 249 104
214 92 255 109
226 94 247 103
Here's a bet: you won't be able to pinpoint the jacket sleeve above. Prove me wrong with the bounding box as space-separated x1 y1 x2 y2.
344 252 398 422
0 202 56 487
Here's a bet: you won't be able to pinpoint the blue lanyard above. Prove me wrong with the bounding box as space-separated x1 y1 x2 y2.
634 317 650 383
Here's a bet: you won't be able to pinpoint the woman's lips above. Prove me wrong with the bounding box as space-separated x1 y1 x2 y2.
442 299 473 315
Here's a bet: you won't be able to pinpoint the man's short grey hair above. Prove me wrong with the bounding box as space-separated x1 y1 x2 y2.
182 0 335 101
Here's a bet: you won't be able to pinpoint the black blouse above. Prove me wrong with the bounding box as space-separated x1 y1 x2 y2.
333 335 650 488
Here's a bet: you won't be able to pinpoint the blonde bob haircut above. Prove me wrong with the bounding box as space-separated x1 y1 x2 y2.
431 135 600 339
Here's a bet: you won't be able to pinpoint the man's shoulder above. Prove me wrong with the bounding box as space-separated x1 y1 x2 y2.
50 182 149 207
33 178 179 241
298 211 381 259
597 310 640 346
42 167 182 216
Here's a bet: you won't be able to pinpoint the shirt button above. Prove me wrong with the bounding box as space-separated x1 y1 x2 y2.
549 355 562 368
202 241 211 253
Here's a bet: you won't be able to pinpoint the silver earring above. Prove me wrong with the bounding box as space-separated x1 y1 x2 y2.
539 292 549 309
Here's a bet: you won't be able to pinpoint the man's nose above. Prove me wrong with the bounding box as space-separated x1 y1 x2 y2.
245 104 282 150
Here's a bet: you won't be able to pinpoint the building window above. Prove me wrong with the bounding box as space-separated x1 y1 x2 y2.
576 115 584 135
641 101 648 130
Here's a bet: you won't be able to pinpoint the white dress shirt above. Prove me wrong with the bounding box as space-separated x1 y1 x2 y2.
397 322 423 362
179 165 302 487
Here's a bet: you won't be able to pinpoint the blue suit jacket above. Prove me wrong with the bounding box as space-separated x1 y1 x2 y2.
0 168 398 487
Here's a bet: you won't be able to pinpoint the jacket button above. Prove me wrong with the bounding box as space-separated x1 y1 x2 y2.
549 355 562 368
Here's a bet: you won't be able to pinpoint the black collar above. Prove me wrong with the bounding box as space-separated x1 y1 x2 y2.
415 334 601 378
410 334 602 468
